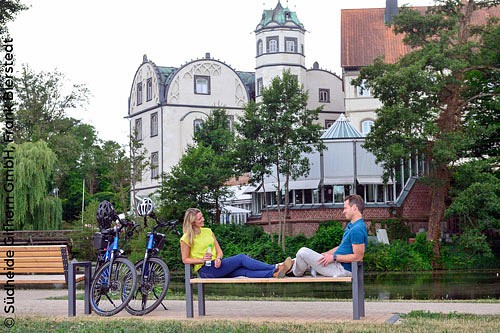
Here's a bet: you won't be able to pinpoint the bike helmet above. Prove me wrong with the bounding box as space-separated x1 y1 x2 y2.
96 200 116 230
137 197 154 217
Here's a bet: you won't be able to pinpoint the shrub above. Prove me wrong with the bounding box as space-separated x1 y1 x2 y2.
307 221 344 253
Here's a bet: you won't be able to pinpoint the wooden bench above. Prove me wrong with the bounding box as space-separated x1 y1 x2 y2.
0 245 92 316
185 262 365 320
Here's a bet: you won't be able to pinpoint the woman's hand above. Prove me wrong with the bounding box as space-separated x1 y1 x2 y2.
214 257 222 268
202 252 212 262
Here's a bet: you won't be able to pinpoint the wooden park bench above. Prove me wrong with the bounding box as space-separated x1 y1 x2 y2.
185 261 365 320
0 245 92 316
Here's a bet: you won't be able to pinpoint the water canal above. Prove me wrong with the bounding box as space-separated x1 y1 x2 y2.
169 270 500 300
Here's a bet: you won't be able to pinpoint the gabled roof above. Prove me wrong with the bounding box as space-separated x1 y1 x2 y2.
255 1 304 32
341 5 500 69
341 7 425 68
320 114 362 140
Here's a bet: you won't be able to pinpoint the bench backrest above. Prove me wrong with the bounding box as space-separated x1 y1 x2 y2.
0 245 69 278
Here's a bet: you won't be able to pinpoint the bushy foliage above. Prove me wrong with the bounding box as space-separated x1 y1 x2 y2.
70 200 100 261
441 227 497 269
211 224 284 264
371 219 413 241
307 221 344 253
364 233 433 271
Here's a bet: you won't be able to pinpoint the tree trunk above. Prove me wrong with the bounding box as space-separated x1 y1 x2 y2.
427 165 450 269
282 175 290 252
261 176 273 241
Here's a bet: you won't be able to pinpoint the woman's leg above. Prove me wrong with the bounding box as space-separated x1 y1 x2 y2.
198 254 275 278
226 267 273 278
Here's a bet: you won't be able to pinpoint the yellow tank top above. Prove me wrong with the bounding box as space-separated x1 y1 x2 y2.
180 227 215 272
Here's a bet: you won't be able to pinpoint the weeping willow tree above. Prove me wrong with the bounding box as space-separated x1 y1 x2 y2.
1 141 62 230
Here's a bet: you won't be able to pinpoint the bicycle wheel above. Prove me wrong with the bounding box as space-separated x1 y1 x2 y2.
126 257 170 316
90 257 138 316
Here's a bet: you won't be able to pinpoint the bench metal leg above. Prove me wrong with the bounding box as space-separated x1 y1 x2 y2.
68 261 92 317
359 262 365 317
83 263 92 314
185 264 194 318
351 262 365 320
198 283 205 316
68 263 76 317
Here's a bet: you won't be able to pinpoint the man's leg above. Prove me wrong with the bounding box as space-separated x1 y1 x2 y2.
292 247 352 277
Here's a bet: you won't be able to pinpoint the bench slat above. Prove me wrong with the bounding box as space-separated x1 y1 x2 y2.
0 257 64 263
1 267 65 274
190 276 352 284
0 274 85 284
0 245 66 252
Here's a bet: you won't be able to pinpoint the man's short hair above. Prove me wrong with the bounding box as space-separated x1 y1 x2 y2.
345 194 365 213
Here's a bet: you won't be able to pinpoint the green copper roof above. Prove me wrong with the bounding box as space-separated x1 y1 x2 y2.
256 1 304 31
321 114 363 140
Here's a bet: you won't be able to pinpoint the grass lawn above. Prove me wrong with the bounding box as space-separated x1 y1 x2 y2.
8 312 500 332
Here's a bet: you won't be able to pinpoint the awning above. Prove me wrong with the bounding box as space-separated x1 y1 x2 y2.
323 177 354 185
288 179 320 190
356 176 393 184
222 205 251 214
256 183 280 193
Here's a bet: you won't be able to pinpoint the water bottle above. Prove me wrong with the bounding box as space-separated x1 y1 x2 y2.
205 245 212 267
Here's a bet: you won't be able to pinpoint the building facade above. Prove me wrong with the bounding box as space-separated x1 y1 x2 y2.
127 1 450 237
128 1 345 199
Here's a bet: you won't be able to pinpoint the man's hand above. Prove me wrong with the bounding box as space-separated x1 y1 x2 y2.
317 252 334 266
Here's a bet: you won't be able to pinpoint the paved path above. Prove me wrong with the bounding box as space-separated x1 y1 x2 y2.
7 289 500 323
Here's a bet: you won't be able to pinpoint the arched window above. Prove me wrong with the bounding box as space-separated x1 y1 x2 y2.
257 40 263 56
193 118 204 134
361 120 374 135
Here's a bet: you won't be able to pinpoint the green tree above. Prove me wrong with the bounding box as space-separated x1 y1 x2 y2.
193 108 235 222
257 70 324 250
129 130 149 212
356 0 499 267
234 100 275 230
13 65 90 143
0 141 62 230
159 144 232 223
159 109 235 223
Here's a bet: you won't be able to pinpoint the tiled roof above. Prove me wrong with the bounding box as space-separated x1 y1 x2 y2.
341 5 500 68
341 7 425 68
320 114 362 140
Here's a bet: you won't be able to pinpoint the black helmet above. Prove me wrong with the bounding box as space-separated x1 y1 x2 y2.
137 197 154 217
96 200 116 230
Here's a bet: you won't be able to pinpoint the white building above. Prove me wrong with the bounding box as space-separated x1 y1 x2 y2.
128 1 345 199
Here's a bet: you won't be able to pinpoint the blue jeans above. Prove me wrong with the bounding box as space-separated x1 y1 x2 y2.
198 254 275 278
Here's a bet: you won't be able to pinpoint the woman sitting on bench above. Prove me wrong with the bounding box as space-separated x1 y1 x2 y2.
180 208 292 279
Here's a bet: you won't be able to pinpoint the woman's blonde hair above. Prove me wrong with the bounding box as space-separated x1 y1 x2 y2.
182 208 201 247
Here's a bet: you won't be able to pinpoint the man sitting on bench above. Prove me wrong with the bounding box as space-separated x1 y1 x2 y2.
289 194 368 278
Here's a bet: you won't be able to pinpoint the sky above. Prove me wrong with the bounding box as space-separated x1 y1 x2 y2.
7 0 433 145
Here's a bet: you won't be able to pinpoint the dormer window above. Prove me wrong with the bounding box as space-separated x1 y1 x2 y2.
285 11 291 20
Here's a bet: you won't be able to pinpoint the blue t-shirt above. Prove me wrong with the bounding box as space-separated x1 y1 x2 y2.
334 219 368 272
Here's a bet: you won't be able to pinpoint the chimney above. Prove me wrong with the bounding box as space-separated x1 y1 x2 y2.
385 0 399 24
205 52 211 59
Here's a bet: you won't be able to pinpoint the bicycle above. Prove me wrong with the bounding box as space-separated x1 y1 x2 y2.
126 198 180 316
90 201 139 316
